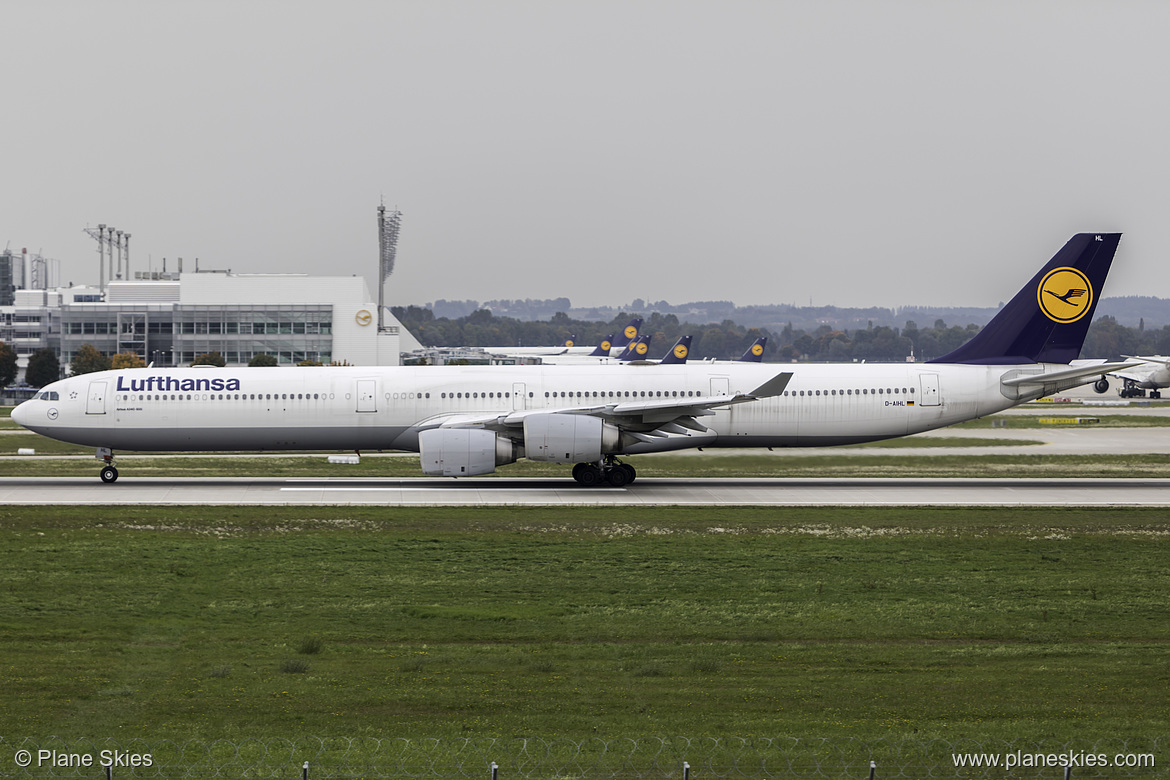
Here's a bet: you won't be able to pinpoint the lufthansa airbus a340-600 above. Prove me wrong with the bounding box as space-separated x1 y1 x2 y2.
12 233 1136 486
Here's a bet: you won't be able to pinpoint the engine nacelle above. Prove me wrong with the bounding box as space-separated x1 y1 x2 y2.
523 413 620 463
418 428 517 476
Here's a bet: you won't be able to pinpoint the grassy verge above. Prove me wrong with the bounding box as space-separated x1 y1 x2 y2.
954 413 1170 428
5 451 1170 479
2 505 1169 745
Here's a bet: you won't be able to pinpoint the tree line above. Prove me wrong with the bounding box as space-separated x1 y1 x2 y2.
393 306 1170 363
3 311 1167 389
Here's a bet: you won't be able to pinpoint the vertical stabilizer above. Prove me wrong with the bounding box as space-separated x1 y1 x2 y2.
929 233 1120 365
738 337 767 362
660 335 693 364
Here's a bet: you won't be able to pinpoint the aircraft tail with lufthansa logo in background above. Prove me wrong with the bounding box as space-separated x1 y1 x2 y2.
738 337 767 362
617 334 652 361
660 335 693 365
928 233 1121 365
588 334 615 357
610 317 644 350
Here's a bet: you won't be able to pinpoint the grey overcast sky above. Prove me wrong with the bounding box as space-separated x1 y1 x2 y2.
4 1 1168 309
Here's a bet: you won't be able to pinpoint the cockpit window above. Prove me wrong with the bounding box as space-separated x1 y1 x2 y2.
33 391 58 401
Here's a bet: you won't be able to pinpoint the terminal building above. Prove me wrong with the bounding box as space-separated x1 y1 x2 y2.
0 261 422 379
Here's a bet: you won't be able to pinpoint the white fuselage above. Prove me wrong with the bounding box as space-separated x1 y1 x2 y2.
13 362 1032 455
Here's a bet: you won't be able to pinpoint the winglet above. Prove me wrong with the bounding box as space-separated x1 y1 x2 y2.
748 372 794 398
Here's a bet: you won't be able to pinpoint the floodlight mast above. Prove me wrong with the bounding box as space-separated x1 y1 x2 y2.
83 224 110 292
377 202 402 332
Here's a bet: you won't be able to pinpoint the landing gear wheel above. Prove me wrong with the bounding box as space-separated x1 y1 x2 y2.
100 466 119 484
574 464 602 487
606 466 630 487
621 464 636 484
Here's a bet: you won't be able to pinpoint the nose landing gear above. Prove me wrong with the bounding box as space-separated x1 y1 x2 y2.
96 447 118 483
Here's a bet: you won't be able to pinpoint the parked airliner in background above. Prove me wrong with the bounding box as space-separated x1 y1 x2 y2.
483 317 644 359
1092 355 1170 398
12 233 1136 486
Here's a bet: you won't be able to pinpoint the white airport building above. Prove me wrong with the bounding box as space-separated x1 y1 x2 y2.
0 270 422 377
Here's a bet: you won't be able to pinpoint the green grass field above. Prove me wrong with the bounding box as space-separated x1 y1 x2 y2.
2 505 1168 748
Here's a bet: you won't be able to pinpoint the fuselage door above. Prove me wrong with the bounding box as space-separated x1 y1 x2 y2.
919 373 941 406
512 382 527 411
710 376 730 397
86 381 107 415
356 379 377 413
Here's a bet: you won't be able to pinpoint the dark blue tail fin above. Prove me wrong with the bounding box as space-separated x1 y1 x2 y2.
611 318 643 349
928 233 1120 365
660 335 692 364
738 337 767 362
589 334 615 357
618 335 652 361
563 334 577 348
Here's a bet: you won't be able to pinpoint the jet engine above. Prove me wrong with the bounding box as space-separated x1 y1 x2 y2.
523 413 621 463
418 428 518 476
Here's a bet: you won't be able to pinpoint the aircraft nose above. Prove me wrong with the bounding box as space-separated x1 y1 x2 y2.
10 400 32 429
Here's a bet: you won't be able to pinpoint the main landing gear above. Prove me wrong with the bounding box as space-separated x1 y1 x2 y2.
572 457 637 487
97 447 118 483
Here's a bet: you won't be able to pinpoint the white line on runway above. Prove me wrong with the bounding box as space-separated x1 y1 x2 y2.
279 486 628 492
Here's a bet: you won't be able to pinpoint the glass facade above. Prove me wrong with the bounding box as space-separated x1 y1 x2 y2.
58 303 334 366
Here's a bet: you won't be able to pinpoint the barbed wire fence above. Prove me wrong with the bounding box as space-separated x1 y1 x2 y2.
1 736 1163 779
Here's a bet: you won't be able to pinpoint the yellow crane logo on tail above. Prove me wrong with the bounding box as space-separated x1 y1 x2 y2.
1037 267 1093 323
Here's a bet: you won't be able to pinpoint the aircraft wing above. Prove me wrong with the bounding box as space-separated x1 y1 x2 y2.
425 372 794 435
1000 361 1143 388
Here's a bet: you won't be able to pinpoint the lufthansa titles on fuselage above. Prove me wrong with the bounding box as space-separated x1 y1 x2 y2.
116 375 242 393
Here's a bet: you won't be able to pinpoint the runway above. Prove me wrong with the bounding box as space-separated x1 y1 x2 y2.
4 475 1170 506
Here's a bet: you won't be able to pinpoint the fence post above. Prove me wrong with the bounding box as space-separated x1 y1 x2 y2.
303 760 309 780
106 766 112 780
683 761 690 780
869 760 876 780
1064 765 1072 780
490 761 499 780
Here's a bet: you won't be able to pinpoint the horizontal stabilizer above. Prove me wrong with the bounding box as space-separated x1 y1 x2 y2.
1000 361 1142 388
1123 355 1170 366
